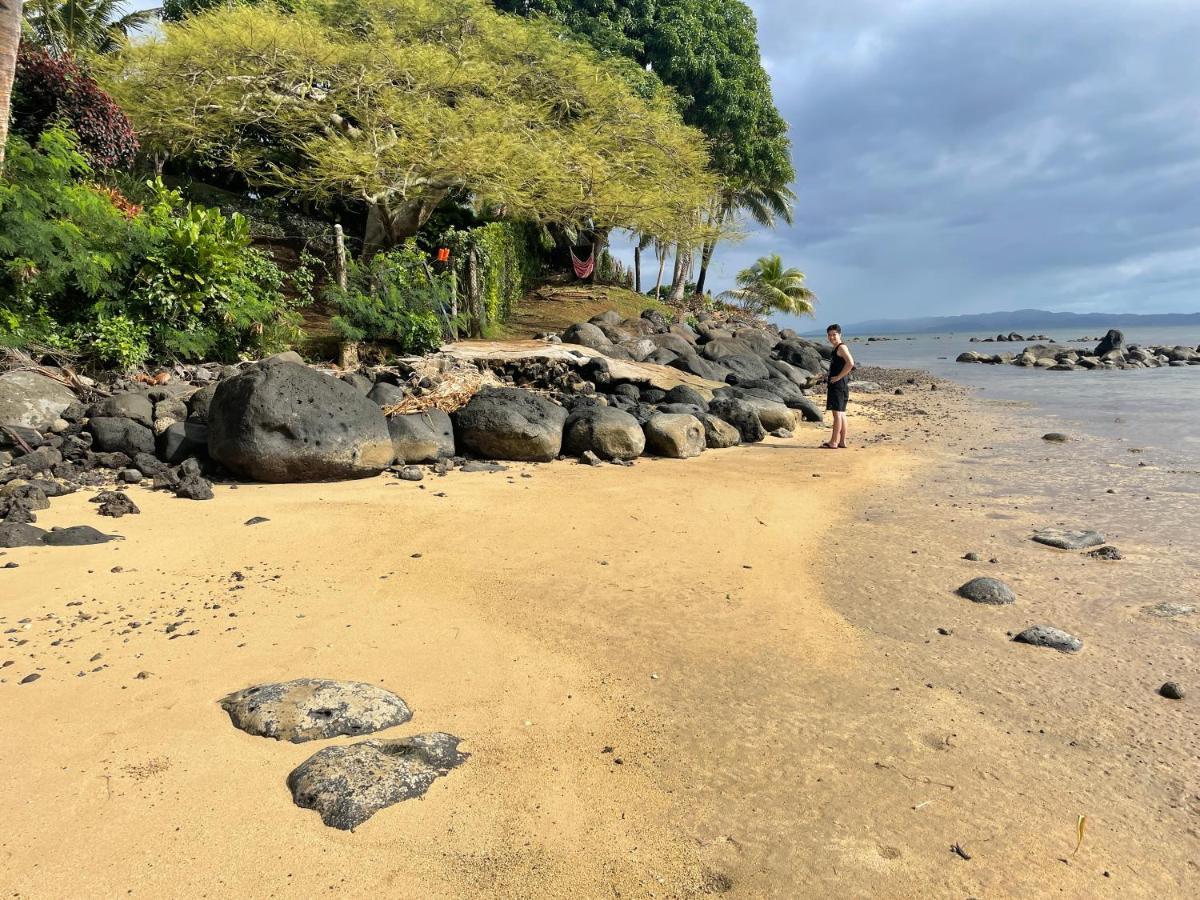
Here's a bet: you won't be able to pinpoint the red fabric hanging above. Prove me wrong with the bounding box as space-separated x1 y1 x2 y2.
570 246 595 279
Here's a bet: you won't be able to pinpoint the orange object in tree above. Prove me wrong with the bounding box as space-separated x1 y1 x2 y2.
436 247 450 263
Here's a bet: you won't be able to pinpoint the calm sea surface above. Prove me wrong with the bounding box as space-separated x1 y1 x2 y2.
837 326 1200 469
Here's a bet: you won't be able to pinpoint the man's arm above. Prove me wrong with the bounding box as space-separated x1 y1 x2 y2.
830 345 856 383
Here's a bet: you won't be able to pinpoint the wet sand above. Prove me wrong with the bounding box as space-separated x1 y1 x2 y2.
1 380 1196 897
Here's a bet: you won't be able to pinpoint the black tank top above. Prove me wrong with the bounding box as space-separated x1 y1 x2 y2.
829 346 849 380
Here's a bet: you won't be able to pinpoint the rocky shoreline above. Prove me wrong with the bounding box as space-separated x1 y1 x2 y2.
957 328 1200 371
1 308 881 550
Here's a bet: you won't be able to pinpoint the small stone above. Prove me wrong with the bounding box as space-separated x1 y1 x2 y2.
956 577 1016 605
175 474 214 501
770 427 794 439
1042 433 1070 443
244 517 270 526
580 450 603 467
1012 625 1082 653
19 673 40 684
135 671 151 680
119 468 143 484
1032 528 1104 550
1087 546 1122 560
2 561 17 569
963 552 980 561
399 466 424 482
1159 682 1184 700
937 627 953 636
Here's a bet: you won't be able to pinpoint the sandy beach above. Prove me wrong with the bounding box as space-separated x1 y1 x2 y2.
2 377 1197 898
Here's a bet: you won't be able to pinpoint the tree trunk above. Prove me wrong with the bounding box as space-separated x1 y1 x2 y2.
694 239 716 296
633 244 642 294
333 224 348 290
363 190 449 257
653 245 667 300
0 0 22 175
668 245 692 303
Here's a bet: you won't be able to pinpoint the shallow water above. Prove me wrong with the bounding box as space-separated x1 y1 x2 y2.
844 326 1200 470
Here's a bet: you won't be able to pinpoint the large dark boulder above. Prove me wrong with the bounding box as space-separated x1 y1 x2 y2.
722 354 772 383
698 413 741 449
208 362 394 482
647 333 696 357
563 406 645 460
664 385 708 408
708 398 766 443
367 382 407 408
643 413 705 459
700 338 754 361
388 409 455 463
186 383 218 423
89 417 155 457
453 387 567 462
561 322 612 351
157 422 209 465
774 340 825 374
732 329 777 356
1093 329 1125 357
668 353 731 382
89 392 153 429
0 371 77 430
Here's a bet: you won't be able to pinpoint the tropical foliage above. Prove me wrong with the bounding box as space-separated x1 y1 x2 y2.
12 46 138 169
101 0 717 253
719 254 816 317
23 0 159 56
0 128 302 366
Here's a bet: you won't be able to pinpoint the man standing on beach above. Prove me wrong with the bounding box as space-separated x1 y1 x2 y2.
822 324 854 449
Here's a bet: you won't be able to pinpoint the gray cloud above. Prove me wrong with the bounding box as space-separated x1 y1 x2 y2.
622 0 1200 323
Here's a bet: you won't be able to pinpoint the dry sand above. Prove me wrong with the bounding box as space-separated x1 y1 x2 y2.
1 382 1196 898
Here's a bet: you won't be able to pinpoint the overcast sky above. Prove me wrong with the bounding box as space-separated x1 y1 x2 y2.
128 1 1200 322
701 0 1200 323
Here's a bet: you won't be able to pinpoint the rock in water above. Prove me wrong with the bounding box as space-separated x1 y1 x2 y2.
1093 329 1124 356
208 362 394 482
42 525 121 546
219 678 413 743
0 371 77 430
452 387 567 462
562 407 645 461
956 577 1016 605
643 414 705 459
387 409 455 464
1012 625 1082 653
1032 528 1105 550
288 733 469 830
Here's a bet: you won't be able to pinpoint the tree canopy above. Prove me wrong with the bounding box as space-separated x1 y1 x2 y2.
720 254 815 317
103 0 716 249
492 0 794 190
23 0 160 56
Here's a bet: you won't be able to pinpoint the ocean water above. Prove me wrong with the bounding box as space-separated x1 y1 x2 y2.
841 327 1200 469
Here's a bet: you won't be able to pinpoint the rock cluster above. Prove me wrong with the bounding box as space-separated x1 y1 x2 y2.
958 330 1200 371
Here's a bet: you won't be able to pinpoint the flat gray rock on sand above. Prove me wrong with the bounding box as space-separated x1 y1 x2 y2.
1031 528 1105 550
287 732 469 830
1012 625 1082 653
0 522 48 547
219 679 412 743
41 525 122 546
956 577 1016 605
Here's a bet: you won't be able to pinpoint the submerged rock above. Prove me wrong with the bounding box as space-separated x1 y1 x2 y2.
219 678 413 743
956 577 1016 605
1012 625 1082 653
1031 528 1105 550
287 732 469 830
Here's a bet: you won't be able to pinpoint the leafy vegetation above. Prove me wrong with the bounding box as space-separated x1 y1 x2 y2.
23 0 159 56
719 254 816 317
102 0 716 253
12 46 138 169
328 243 450 354
0 128 303 367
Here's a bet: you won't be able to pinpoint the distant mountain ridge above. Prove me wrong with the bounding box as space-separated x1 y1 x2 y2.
805 309 1200 336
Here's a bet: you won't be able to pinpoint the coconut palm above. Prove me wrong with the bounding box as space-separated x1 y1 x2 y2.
694 182 796 296
719 254 816 317
24 0 159 56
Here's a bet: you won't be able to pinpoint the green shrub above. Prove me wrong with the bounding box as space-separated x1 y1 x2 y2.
328 243 451 354
0 127 304 366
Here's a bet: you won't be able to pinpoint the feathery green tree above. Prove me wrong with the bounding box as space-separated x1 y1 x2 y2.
102 0 716 253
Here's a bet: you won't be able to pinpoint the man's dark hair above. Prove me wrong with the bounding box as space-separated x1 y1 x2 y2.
827 324 842 334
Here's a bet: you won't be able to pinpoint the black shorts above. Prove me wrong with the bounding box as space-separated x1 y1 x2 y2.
826 380 849 412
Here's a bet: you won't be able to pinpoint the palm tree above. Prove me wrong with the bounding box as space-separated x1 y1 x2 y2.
719 254 816 317
694 182 796 297
24 0 158 56
0 0 20 174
